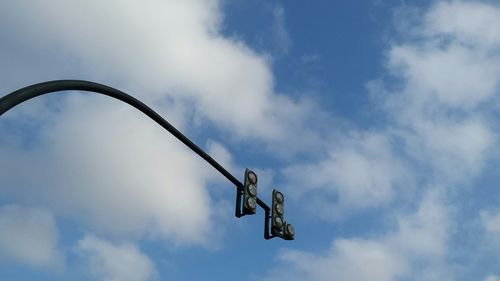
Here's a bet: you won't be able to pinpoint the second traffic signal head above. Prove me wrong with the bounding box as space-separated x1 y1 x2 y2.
271 189 285 235
271 189 295 240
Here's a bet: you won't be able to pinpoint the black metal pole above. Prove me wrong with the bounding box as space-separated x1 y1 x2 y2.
0 80 272 214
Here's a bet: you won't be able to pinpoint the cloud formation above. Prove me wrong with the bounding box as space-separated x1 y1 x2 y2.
382 1 500 183
0 205 63 269
265 192 451 281
76 235 155 281
268 1 500 279
1 96 219 245
283 131 409 218
281 0 500 219
0 0 301 141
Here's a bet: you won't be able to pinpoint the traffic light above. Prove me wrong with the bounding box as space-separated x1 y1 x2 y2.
271 189 294 240
242 169 258 214
271 189 285 235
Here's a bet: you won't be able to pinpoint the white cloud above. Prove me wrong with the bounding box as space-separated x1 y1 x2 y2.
389 191 449 258
0 205 63 269
76 235 155 281
388 43 500 109
0 0 301 141
283 132 409 218
271 4 291 56
374 0 500 183
424 1 500 51
399 117 493 182
278 1 500 221
265 192 451 281
485 275 500 281
1 95 220 246
275 239 405 281
268 2 500 278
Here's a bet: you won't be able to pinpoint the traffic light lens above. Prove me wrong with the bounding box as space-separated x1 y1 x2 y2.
273 216 283 228
275 204 284 215
247 184 257 197
286 224 295 236
274 191 284 203
247 171 257 184
246 197 257 210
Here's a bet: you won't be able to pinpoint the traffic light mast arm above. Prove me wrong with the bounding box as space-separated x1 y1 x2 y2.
0 80 273 213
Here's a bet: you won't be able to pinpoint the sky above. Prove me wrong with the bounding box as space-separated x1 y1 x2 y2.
1 0 500 280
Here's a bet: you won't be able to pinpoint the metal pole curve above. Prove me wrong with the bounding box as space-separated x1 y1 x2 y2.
0 80 269 211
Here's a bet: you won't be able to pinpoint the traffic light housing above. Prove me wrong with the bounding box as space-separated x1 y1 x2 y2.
271 189 294 240
271 189 285 235
242 169 258 214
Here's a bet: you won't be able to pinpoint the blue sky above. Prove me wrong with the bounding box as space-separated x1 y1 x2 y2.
1 1 500 280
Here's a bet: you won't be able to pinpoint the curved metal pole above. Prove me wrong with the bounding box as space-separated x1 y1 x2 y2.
0 80 270 213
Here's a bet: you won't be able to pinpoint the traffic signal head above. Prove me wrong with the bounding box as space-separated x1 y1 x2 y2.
243 169 258 214
271 189 285 235
271 189 295 240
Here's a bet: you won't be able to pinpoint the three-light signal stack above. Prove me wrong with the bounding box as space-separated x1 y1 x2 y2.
242 169 258 214
271 189 294 240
